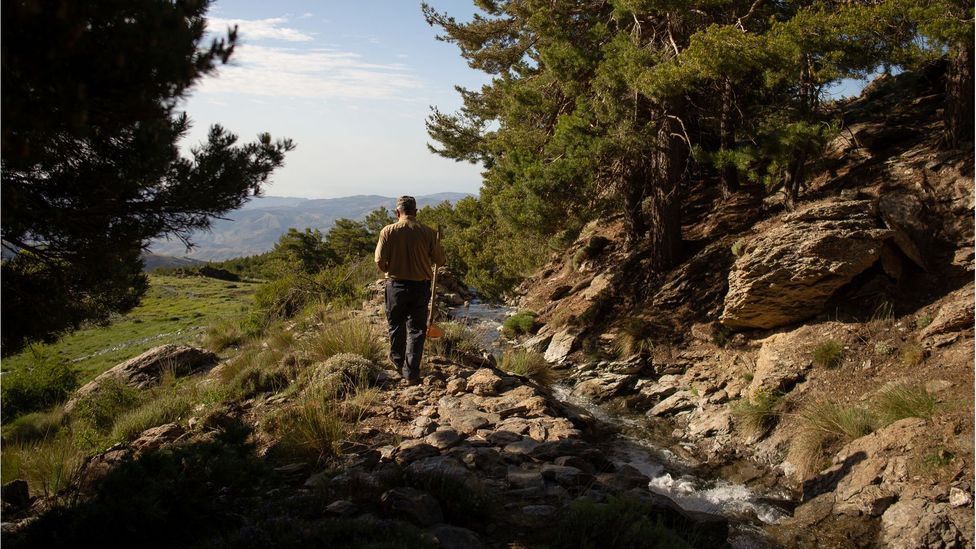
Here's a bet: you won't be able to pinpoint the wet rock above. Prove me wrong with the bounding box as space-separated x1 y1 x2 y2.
1 480 30 508
467 369 504 396
648 391 697 417
544 329 578 363
721 200 896 330
572 373 637 402
66 345 217 412
429 524 485 549
381 487 443 526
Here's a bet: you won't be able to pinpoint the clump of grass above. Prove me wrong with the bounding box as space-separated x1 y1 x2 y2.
732 391 784 438
874 341 896 356
870 384 938 424
71 379 147 433
270 392 347 465
2 432 86 498
790 400 877 477
429 321 485 362
731 238 747 257
4 408 68 445
202 318 248 352
110 389 197 442
898 343 926 367
499 349 553 385
223 354 290 401
1 345 79 422
502 311 538 338
812 340 844 368
914 314 933 330
304 320 383 365
304 353 381 398
614 318 654 358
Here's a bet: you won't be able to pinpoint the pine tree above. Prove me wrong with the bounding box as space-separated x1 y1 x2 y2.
1 0 295 353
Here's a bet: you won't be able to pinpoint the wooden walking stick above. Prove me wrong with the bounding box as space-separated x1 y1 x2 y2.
427 226 445 340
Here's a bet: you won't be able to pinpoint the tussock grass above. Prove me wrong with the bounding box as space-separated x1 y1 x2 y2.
499 349 553 385
4 408 67 445
790 401 877 477
2 432 86 497
898 343 925 367
1 345 79 422
304 320 383 365
732 391 785 438
812 340 844 368
870 383 938 424
270 390 347 465
202 318 251 352
72 379 146 433
429 321 485 362
614 318 654 358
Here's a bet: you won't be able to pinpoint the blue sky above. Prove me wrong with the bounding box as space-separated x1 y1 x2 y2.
180 1 490 199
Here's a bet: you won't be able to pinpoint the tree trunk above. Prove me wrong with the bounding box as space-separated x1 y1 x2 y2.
783 148 808 211
622 164 648 247
719 79 740 197
943 43 974 149
645 100 686 270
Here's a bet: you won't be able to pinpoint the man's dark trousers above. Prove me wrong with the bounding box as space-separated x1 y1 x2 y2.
385 279 431 382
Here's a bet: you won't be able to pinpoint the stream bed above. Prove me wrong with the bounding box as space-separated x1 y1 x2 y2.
450 301 790 547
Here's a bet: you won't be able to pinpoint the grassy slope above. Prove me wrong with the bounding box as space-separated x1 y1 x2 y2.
2 275 258 383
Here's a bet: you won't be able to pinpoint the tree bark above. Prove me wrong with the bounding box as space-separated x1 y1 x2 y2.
943 43 974 149
645 100 687 270
719 79 740 197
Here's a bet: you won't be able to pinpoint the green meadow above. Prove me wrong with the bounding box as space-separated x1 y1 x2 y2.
3 275 258 384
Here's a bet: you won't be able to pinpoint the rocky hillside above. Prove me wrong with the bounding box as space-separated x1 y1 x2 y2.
508 65 974 546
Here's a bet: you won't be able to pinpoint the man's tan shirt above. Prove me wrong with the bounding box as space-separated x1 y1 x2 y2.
374 216 446 281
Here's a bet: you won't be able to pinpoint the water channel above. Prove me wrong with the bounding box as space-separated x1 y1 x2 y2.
450 300 791 548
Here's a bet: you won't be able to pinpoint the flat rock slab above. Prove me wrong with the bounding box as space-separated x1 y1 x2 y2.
425 429 462 450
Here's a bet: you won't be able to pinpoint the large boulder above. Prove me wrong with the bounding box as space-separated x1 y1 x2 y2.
65 344 217 412
721 200 897 330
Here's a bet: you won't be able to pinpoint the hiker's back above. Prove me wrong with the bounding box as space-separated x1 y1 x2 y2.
376 218 443 281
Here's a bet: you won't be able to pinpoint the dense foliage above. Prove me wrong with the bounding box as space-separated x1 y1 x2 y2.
423 0 972 298
1 0 294 354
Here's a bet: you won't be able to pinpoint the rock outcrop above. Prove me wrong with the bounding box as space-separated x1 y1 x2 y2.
65 344 218 412
721 200 903 330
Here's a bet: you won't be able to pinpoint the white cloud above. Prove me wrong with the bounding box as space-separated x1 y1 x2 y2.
208 17 313 42
198 44 423 100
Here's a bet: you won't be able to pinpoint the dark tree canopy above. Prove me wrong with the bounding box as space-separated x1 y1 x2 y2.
1 0 295 353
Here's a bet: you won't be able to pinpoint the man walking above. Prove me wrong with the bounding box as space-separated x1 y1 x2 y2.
374 196 446 385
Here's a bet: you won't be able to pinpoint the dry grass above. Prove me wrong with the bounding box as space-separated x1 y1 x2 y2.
870 383 938 424
613 318 654 358
304 320 384 365
898 343 926 367
790 400 877 477
812 340 844 368
499 349 553 385
1 432 86 498
732 391 786 438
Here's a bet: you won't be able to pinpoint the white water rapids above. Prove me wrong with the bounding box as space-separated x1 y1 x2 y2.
449 301 791 547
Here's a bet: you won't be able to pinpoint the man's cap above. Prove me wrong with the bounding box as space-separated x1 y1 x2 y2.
396 196 417 211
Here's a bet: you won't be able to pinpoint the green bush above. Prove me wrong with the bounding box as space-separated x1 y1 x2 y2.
110 389 196 442
428 321 484 362
502 311 538 338
4 409 67 445
914 314 933 330
812 340 844 368
499 349 553 385
1 347 79 422
71 379 147 433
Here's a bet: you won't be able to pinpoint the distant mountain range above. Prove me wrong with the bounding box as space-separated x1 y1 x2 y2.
148 192 472 261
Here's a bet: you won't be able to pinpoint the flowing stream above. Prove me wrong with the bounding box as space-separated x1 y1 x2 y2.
449 301 790 548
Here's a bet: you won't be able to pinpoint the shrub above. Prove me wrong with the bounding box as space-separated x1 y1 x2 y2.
1 347 79 422
254 274 306 320
732 391 784 438
304 353 381 398
871 384 938 424
790 401 877 477
731 238 746 257
270 393 346 465
499 349 553 385
812 340 844 368
502 311 538 338
304 320 383 365
914 314 933 330
549 495 694 548
71 378 146 433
